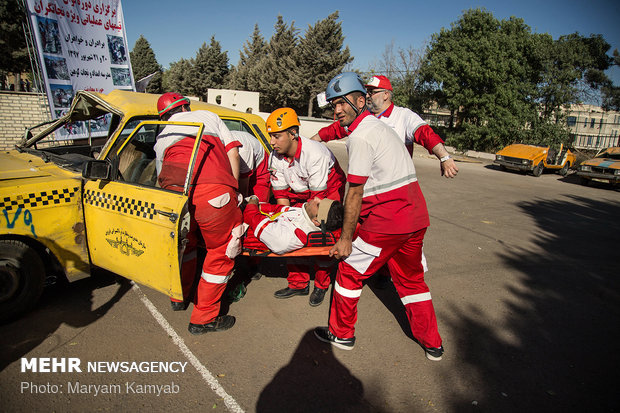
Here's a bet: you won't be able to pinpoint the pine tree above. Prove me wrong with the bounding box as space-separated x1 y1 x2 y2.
162 58 195 95
129 35 162 93
193 36 230 100
0 0 30 85
255 15 302 112
228 24 266 91
298 12 352 116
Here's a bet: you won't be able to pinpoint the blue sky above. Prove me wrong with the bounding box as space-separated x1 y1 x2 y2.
122 0 620 84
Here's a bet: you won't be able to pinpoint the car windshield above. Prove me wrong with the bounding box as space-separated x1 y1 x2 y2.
601 152 620 160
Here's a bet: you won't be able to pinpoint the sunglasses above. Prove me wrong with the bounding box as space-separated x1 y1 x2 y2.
367 89 387 96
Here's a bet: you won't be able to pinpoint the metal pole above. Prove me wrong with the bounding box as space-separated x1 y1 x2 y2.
20 0 50 121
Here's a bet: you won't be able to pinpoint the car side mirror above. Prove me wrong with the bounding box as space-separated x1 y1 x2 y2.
82 160 112 180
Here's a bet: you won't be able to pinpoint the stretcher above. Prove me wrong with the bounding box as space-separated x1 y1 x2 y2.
241 229 339 257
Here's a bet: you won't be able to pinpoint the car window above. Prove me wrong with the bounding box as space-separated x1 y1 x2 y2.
222 118 254 134
601 152 620 160
106 116 160 162
222 118 271 152
114 121 205 191
115 125 159 187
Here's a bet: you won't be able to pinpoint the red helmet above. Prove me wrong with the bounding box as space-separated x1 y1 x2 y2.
157 92 190 117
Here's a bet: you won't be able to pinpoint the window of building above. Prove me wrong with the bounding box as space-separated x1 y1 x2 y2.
591 119 596 128
584 118 588 127
567 116 577 127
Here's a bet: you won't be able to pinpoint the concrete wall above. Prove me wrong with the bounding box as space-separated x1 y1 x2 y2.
0 91 51 150
206 89 259 114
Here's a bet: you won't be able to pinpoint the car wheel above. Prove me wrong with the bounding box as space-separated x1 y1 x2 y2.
559 163 570 176
579 177 589 186
0 240 45 323
532 162 544 177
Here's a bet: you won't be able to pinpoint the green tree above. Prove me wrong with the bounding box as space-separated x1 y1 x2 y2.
255 15 302 112
129 35 162 93
228 24 266 91
162 58 195 95
193 36 229 100
0 0 30 85
298 11 352 116
537 33 612 120
420 9 541 150
600 49 619 111
370 41 428 114
419 8 614 151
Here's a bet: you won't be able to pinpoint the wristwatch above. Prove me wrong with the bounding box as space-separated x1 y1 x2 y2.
439 155 451 162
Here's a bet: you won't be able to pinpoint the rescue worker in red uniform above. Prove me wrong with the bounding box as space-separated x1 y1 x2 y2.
313 73 445 361
155 92 244 335
266 108 346 306
311 75 458 290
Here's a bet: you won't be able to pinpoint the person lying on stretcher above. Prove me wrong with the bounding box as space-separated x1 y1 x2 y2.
243 196 344 255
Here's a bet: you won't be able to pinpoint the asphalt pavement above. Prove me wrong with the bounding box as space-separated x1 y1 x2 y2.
1 145 619 412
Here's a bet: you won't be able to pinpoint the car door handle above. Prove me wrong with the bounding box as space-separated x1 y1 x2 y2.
155 209 178 223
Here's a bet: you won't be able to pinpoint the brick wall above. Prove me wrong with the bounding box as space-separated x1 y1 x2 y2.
0 91 51 151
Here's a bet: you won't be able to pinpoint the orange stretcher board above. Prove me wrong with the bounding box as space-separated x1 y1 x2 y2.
241 230 338 257
242 246 333 257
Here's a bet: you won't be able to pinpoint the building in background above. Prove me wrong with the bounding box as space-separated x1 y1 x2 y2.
566 104 620 150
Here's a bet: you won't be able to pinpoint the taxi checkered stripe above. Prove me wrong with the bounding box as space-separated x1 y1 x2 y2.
84 189 156 220
0 187 79 212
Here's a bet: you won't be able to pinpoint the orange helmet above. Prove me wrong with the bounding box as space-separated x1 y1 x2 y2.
266 108 300 133
157 92 190 117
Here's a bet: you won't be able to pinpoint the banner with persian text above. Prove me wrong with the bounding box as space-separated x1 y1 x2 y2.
26 0 134 140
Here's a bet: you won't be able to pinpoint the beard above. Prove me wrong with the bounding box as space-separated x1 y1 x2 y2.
366 99 380 114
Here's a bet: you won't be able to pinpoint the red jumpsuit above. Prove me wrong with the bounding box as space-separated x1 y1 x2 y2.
268 137 346 290
158 134 243 324
328 111 442 349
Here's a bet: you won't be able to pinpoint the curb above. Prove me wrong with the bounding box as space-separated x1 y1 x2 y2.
444 146 495 161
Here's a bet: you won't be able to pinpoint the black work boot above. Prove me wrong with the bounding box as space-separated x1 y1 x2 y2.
309 286 328 307
170 300 188 311
274 286 309 299
188 315 236 335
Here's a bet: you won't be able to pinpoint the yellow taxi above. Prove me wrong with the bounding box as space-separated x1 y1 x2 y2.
576 147 620 187
494 143 576 177
0 90 270 322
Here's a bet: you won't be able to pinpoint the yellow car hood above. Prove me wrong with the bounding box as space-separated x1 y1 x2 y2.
0 151 56 182
496 144 546 159
582 147 620 169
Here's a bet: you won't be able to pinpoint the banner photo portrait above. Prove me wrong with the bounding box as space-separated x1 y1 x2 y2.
26 0 135 140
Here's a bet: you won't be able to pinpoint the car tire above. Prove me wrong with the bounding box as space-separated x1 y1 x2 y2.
559 163 570 176
579 177 589 186
0 240 45 324
532 162 544 177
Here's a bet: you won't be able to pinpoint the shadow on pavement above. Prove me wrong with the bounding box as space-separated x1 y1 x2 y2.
366 274 415 341
256 329 381 413
0 271 131 372
443 195 620 412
